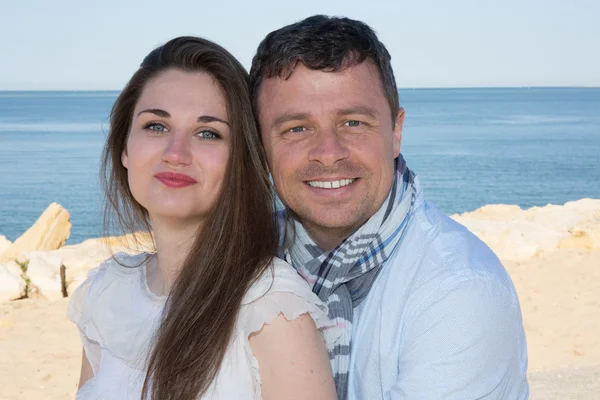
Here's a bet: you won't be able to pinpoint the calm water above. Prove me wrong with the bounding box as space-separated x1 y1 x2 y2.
1 88 599 244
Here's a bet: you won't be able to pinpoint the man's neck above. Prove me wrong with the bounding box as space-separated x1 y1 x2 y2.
298 188 396 253
303 223 359 252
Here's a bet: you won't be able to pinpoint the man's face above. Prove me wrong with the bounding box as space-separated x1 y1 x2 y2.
258 62 404 249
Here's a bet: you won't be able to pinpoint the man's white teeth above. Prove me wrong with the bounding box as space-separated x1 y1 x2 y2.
307 179 356 189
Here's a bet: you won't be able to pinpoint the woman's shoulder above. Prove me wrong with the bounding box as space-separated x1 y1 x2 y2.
243 257 313 304
216 258 340 400
66 251 161 370
239 257 341 347
70 252 148 296
102 251 149 275
68 250 147 302
66 251 153 331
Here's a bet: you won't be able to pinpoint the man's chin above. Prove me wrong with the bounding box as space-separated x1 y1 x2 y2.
300 212 364 233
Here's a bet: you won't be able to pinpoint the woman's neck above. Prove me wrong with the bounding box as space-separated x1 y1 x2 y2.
147 217 202 295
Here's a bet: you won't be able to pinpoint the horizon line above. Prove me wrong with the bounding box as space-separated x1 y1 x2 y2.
1 85 599 92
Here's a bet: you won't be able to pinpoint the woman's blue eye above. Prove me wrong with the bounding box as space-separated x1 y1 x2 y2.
198 130 219 139
289 126 306 133
346 120 361 127
145 123 167 133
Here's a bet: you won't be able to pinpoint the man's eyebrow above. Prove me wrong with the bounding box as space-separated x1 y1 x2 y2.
337 106 379 119
136 109 229 126
137 108 170 118
273 112 311 127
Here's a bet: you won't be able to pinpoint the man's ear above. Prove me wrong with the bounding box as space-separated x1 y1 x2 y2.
393 107 405 158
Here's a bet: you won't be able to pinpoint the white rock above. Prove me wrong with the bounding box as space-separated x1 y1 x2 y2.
46 233 154 295
0 235 12 254
526 201 600 233
0 261 27 302
452 198 600 262
24 251 65 301
451 204 524 221
453 217 564 261
0 203 71 263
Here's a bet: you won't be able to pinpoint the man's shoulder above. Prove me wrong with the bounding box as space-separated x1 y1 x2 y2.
379 199 518 309
353 200 528 400
405 199 508 274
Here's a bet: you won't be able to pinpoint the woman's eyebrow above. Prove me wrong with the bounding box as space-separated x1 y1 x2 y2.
137 108 170 118
198 115 229 126
136 109 229 126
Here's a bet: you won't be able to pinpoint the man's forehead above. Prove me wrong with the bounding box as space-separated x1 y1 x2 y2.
273 59 378 82
258 61 385 111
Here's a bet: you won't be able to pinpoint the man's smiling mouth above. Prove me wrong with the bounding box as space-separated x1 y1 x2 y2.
306 178 357 189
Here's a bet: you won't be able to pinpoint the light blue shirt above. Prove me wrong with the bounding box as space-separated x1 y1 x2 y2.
347 198 529 399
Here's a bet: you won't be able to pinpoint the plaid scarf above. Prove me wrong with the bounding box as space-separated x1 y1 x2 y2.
281 156 419 399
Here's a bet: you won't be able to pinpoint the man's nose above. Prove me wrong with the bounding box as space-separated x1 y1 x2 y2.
307 128 350 166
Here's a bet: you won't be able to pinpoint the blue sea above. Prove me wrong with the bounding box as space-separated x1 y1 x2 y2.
1 88 599 244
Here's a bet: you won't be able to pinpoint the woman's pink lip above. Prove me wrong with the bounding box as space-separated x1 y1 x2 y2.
155 172 197 188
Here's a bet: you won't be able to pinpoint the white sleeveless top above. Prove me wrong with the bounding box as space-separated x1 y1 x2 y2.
67 252 340 399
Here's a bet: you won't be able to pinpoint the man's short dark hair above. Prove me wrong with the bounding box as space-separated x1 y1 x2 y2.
249 15 399 123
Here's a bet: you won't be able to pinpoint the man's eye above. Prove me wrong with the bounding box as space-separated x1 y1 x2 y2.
345 120 361 127
288 126 306 133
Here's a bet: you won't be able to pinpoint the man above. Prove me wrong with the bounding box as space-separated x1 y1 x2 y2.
250 15 529 399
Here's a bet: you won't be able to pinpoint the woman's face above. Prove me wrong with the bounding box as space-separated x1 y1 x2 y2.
122 68 230 227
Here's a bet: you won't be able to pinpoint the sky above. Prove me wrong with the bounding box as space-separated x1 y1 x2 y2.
1 0 599 90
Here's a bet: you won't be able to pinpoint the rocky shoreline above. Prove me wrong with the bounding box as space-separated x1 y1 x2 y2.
0 203 153 302
2 199 598 303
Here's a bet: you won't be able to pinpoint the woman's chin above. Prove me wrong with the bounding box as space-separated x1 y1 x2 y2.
147 209 207 226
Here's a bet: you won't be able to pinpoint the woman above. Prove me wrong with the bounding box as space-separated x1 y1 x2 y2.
67 36 339 399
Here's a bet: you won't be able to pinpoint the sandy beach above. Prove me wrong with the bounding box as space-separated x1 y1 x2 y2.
1 250 598 399
508 249 600 400
1 201 599 399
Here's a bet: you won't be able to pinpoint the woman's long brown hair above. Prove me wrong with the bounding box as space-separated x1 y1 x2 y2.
100 36 278 399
